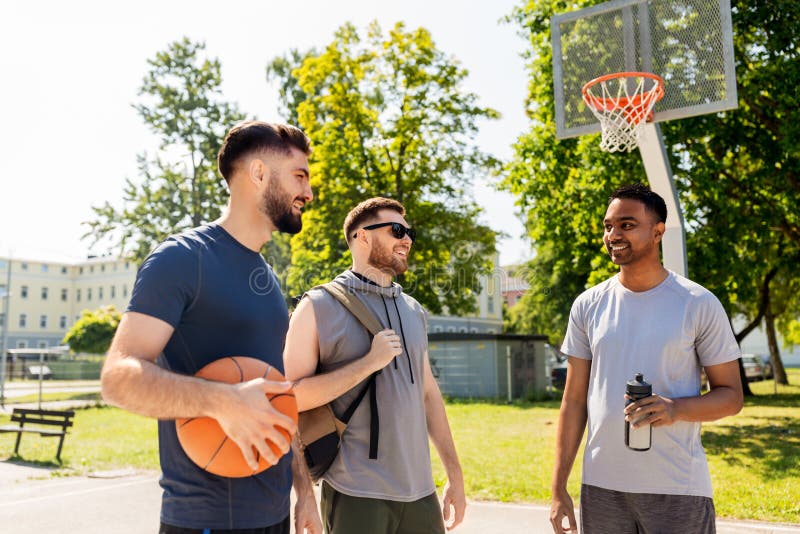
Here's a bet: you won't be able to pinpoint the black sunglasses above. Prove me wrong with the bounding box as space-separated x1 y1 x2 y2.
355 222 417 242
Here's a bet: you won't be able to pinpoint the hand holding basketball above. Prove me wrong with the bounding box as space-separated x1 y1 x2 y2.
176 357 298 477
216 377 297 468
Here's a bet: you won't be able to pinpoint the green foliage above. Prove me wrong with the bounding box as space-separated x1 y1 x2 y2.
267 22 500 313
84 37 246 261
501 0 639 342
62 306 121 355
504 0 800 345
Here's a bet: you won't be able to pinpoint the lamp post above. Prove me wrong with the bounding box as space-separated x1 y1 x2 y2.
0 258 11 407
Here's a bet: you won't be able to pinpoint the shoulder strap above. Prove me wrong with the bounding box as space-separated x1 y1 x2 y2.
312 281 382 459
317 282 384 335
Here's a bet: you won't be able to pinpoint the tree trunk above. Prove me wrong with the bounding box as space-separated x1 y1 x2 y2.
764 303 790 385
736 357 753 397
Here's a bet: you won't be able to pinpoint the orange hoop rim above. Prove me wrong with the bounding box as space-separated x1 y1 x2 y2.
581 71 665 112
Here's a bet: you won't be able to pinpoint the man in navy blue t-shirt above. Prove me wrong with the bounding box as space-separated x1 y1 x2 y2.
101 121 320 534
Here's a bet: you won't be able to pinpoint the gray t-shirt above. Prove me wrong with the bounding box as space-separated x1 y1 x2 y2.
561 271 740 497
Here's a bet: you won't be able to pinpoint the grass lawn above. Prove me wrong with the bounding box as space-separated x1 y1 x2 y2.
1 370 798 523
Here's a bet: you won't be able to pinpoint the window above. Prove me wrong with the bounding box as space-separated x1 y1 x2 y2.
0 313 4 327
21 262 28 270
59 315 67 329
111 285 116 298
459 327 468 333
113 263 118 271
101 264 106 272
41 287 49 300
17 340 27 349
447 326 456 333
38 341 48 349
40 315 48 328
21 285 28 299
123 285 128 297
61 288 68 301
76 289 81 302
80 267 84 274
19 314 27 328
90 266 94 273
433 326 443 333
41 264 49 273
487 296 495 314
0 260 6 269
125 262 130 269
470 327 479 333
87 288 92 301
98 286 104 300
61 266 67 274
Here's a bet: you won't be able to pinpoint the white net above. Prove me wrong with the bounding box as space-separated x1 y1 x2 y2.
582 73 664 152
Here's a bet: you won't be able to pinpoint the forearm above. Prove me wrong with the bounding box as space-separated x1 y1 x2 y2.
425 386 463 484
551 399 587 493
291 436 315 496
673 385 743 422
293 357 379 411
101 350 228 419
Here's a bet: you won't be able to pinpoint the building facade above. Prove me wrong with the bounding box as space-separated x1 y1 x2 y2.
427 252 504 334
0 256 137 350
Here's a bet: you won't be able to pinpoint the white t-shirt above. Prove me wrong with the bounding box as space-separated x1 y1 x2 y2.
561 271 740 497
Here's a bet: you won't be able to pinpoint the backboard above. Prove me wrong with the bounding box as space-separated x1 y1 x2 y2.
552 0 737 139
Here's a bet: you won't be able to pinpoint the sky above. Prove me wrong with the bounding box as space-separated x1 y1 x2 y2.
0 0 532 266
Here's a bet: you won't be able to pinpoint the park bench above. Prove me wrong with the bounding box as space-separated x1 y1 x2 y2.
0 408 75 462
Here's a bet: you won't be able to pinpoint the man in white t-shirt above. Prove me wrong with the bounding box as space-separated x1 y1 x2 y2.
549 183 743 534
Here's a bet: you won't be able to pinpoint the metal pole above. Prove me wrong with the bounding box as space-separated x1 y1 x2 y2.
506 345 513 404
638 123 688 277
38 350 44 409
0 258 11 408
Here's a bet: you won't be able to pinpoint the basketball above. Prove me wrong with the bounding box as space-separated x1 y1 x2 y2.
175 356 298 478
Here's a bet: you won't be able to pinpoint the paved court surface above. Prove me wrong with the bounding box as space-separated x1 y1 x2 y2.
2 461 799 533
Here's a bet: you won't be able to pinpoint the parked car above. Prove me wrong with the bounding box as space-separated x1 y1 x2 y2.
741 353 765 382
759 354 774 379
545 344 568 389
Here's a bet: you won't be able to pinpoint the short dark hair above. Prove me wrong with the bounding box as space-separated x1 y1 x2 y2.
343 197 406 244
217 121 311 183
609 183 667 224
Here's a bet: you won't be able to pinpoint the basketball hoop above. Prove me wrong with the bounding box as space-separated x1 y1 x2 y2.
582 72 665 153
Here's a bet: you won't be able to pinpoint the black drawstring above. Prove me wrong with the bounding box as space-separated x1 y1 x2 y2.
392 297 415 384
379 295 399 370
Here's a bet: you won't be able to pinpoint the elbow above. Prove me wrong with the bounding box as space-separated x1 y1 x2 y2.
731 388 744 416
99 355 128 408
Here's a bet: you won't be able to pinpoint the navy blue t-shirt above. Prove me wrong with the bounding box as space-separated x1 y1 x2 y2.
127 223 291 529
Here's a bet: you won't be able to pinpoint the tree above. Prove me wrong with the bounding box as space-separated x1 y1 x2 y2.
62 306 122 355
502 0 643 342
84 38 246 261
267 22 500 313
505 0 799 389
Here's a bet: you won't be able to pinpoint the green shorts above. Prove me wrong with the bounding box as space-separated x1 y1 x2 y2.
320 481 445 534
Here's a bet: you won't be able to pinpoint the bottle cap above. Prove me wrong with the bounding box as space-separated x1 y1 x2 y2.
626 373 652 395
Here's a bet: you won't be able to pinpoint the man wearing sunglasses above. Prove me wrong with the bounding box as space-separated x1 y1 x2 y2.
284 197 466 533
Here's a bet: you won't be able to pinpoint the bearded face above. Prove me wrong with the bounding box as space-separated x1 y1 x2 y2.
368 232 409 276
261 170 303 234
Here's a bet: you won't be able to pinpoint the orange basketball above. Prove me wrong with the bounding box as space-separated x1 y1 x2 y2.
175 356 298 478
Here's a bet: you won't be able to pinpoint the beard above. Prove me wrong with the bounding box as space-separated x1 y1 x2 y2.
368 239 408 276
261 171 303 234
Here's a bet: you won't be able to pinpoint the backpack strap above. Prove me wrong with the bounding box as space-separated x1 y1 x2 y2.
313 282 384 459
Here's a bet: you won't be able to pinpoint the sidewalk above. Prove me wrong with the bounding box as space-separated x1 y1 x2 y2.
1 461 798 533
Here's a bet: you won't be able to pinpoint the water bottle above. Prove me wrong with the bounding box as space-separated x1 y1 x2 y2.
625 373 652 451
